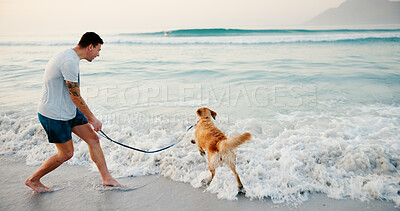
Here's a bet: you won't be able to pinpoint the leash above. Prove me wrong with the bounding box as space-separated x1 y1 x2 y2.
97 124 196 154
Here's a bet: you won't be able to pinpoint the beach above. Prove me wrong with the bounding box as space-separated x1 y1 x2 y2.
0 28 400 209
0 155 397 211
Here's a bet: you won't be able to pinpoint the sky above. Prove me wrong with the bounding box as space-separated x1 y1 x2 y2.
0 0 346 35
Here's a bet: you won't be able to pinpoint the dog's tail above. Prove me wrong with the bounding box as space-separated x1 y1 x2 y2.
218 132 251 152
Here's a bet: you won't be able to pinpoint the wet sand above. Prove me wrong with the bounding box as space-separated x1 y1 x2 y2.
0 155 397 211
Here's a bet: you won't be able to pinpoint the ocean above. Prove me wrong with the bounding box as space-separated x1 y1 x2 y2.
0 28 399 205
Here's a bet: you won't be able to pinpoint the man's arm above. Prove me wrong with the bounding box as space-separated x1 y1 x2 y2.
65 80 102 131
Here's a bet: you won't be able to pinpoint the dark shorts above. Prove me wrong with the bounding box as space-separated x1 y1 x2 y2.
38 109 89 143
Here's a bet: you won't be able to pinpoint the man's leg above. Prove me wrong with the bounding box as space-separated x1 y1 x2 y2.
25 141 74 193
72 123 122 187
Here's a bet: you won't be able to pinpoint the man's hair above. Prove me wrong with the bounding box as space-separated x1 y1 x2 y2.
78 32 104 48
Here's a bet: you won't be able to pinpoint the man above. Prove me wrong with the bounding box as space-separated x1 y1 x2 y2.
25 32 122 193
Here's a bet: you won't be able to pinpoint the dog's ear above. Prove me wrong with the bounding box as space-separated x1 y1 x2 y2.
197 109 201 116
210 109 217 120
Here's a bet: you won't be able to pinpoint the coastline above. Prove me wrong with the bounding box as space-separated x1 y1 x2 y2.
0 155 397 211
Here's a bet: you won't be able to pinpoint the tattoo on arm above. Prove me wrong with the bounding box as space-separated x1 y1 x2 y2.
65 80 93 118
66 81 79 89
65 81 81 98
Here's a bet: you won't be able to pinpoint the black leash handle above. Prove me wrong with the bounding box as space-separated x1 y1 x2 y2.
97 124 195 154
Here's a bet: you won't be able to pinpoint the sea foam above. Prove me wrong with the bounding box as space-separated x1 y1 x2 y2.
1 103 399 206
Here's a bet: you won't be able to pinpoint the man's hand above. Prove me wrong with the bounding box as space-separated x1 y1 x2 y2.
88 117 102 131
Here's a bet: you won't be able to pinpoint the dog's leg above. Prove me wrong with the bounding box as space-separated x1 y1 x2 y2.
209 167 215 183
208 153 217 185
227 152 245 193
231 166 244 193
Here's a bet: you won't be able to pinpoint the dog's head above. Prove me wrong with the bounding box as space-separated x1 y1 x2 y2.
196 107 217 121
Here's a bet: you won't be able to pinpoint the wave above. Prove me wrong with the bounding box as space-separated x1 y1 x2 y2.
106 37 400 45
1 103 400 206
121 28 400 37
1 28 399 46
2 37 398 46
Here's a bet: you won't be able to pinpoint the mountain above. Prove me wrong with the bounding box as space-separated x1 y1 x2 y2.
306 0 400 25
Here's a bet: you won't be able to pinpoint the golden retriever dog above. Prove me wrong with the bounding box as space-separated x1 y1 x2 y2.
191 107 251 193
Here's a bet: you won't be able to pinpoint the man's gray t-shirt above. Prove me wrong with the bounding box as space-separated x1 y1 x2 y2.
38 49 80 121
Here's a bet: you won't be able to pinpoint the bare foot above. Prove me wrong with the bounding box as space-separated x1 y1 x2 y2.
102 178 125 187
25 177 54 193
